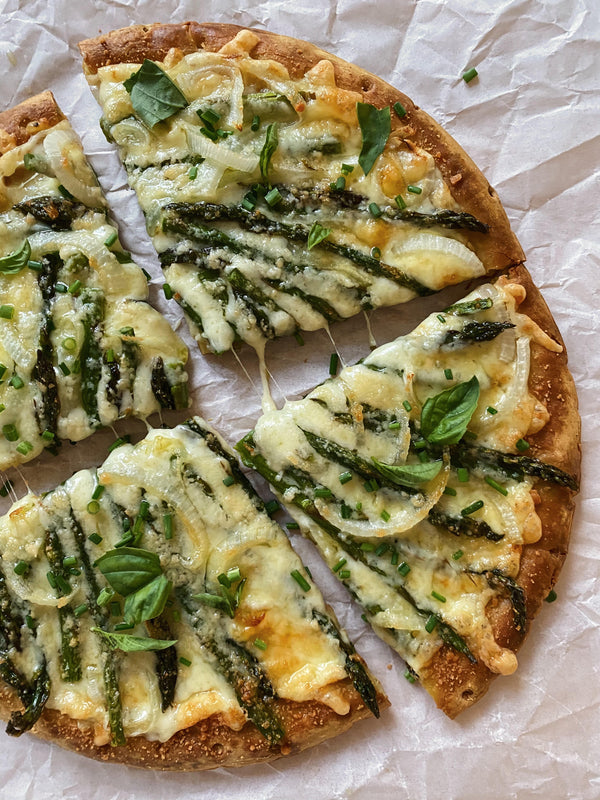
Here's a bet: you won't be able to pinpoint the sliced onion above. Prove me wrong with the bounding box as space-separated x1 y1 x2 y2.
185 125 258 173
43 129 104 208
178 64 245 130
6 568 77 607
386 233 485 288
474 336 530 437
315 451 450 537
111 118 151 149
238 60 305 111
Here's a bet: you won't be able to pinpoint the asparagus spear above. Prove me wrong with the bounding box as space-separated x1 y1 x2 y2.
442 321 515 345
5 661 51 736
146 615 178 711
150 356 176 410
79 289 105 426
32 252 62 437
44 528 82 682
427 507 503 542
474 569 527 632
15 196 88 230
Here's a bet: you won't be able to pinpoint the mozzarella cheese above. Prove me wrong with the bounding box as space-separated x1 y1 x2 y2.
86 30 487 356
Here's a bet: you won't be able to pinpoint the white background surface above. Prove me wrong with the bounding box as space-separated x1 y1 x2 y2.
0 1 599 798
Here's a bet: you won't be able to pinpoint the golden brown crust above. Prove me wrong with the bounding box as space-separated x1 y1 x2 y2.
0 91 65 156
420 264 580 718
0 678 388 770
78 22 524 273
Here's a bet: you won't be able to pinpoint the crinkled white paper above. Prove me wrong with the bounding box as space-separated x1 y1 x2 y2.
0 1 599 798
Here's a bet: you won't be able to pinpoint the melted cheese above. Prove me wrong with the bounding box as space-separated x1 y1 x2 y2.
86 33 486 355
251 282 559 677
0 421 354 744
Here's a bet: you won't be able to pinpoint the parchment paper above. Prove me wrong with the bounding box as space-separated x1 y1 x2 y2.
0 1 598 798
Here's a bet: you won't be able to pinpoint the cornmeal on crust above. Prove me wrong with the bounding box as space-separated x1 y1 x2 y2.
0 419 386 768
238 264 580 717
0 91 189 470
79 24 524 355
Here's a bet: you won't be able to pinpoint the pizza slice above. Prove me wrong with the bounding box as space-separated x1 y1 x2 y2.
0 92 189 471
0 417 384 768
237 266 580 717
79 23 523 356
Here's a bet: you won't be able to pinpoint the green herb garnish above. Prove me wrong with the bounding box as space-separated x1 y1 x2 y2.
123 59 188 127
357 102 391 176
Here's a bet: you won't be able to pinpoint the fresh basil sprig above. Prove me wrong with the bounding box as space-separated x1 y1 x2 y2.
95 546 162 595
357 102 391 176
123 574 173 626
307 221 332 250
420 376 480 445
123 59 189 128
91 627 177 653
259 123 279 183
0 239 31 275
371 458 443 488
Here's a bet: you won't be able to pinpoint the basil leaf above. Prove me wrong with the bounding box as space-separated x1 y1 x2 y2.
371 458 443 488
124 574 173 626
260 123 279 183
420 376 480 445
0 240 31 275
95 546 162 596
307 222 332 250
123 60 188 128
357 102 391 176
444 297 493 316
91 627 177 653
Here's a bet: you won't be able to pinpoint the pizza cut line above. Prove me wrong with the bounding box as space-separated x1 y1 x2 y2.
237 267 580 717
0 92 189 471
79 23 524 357
0 417 384 769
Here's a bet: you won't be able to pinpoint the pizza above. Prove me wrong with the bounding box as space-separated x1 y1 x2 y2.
0 417 385 768
79 23 524 357
0 92 189 471
237 267 580 717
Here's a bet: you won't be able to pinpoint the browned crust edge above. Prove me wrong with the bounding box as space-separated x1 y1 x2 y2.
78 22 525 273
0 678 388 770
420 263 581 718
0 91 65 156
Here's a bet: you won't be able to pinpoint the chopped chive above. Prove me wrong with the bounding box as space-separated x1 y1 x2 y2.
341 163 354 175
69 567 81 576
484 476 508 496
462 67 478 83
293 331 305 346
68 279 82 295
63 336 77 351
304 564 313 580
14 560 29 576
46 571 57 590
339 569 351 580
58 184 75 199
332 558 347 573
163 283 173 300
108 435 130 453
452 549 464 561
265 187 282 207
443 486 457 496
87 500 100 515
91 485 105 501
370 246 381 259
407 185 422 194
545 589 557 603
431 590 446 603
120 326 135 337
141 267 151 280
16 441 33 455
375 543 389 557
0 404 5 413
226 567 242 583
253 638 267 651
487 406 498 415
222 475 236 487
26 614 35 630
163 513 173 540
360 542 375 552
380 509 391 522
516 438 530 452
0 479 13 496
330 176 346 192
314 487 332 499
179 656 192 667
55 282 68 294
88 532 102 545
286 521 300 530
457 467 469 483
389 420 401 430
363 479 379 493
329 352 339 375
339 471 353 485
104 231 118 248
3 424 19 442
404 669 416 683
62 556 77 568
461 500 484 516
114 622 134 631
368 202 382 218
444 368 453 380
402 399 412 413
58 362 71 376
251 115 260 131
27 260 43 272
9 374 24 389
425 614 437 633
393 101 407 118
290 569 310 592
395 194 407 209
199 108 220 126
355 502 363 513
397 561 411 577
74 603 88 617
265 499 279 515
106 348 116 364
414 440 427 451
188 164 198 180
0 305 14 320
340 502 353 519
437 314 446 324
391 550 399 566
0 364 5 380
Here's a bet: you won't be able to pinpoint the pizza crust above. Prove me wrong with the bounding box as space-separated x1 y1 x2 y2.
419 264 580 718
0 677 388 770
0 91 65 155
78 22 525 275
